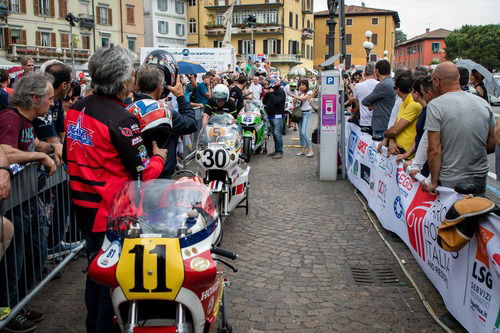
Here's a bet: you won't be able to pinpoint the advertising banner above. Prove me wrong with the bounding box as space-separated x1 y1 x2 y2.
345 123 500 333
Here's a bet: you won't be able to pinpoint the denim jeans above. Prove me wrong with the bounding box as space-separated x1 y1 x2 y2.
298 111 312 148
0 198 47 307
269 117 284 154
83 232 115 333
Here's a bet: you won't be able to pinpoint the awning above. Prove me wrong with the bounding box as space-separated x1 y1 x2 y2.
0 57 18 69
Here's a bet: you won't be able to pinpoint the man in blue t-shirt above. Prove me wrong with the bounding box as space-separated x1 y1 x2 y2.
196 73 213 106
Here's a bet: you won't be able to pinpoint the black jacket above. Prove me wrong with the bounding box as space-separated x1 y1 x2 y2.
263 87 286 116
133 92 197 178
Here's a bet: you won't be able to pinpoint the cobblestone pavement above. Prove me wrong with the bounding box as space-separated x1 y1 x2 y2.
28 113 453 332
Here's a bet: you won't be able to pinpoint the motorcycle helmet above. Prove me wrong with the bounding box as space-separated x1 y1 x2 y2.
126 99 173 152
289 81 298 90
143 49 178 98
212 84 230 102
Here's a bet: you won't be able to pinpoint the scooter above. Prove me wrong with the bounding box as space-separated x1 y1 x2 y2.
236 103 268 162
195 113 250 219
88 176 238 333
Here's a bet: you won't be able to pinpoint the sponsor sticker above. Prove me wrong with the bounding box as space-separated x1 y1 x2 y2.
131 137 143 146
97 241 121 268
120 127 133 137
190 257 210 272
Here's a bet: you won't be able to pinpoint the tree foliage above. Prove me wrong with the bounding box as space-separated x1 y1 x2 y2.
445 25 500 72
395 30 407 45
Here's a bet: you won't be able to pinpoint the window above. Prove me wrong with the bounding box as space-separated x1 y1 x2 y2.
82 35 90 49
432 42 440 53
176 23 185 37
158 21 168 34
10 0 20 12
58 0 67 18
372 33 377 45
126 6 134 25
264 39 279 54
158 0 167 11
101 36 109 48
369 54 378 62
40 31 50 46
60 33 69 48
346 18 352 26
175 1 184 14
237 39 253 54
128 39 136 52
213 40 223 48
346 33 352 46
188 0 196 5
217 0 226 5
98 6 109 25
189 18 197 34
39 0 50 16
11 29 21 44
289 12 293 27
288 40 299 54
295 14 298 29
371 17 379 25
345 54 352 68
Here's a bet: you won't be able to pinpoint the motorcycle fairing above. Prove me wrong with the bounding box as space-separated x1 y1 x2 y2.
208 180 223 193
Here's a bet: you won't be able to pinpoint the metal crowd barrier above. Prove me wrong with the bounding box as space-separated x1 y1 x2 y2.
0 163 84 329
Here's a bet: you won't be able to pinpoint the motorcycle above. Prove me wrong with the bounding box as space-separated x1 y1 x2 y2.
236 103 268 162
195 113 250 218
88 176 238 333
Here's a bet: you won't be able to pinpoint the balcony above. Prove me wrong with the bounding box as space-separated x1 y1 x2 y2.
302 3 313 14
205 23 283 36
79 17 95 29
0 0 9 17
301 28 313 40
8 45 91 61
237 54 301 64
205 0 284 9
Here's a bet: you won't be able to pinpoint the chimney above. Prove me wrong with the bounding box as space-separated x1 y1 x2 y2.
426 28 430 33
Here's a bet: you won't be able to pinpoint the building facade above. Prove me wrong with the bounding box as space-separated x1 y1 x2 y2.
0 0 143 68
314 5 399 69
144 0 188 48
187 0 315 75
393 28 451 70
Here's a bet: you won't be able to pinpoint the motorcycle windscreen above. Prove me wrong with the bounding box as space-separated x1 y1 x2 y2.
197 115 242 151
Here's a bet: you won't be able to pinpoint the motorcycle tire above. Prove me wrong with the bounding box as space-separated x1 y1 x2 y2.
243 137 251 163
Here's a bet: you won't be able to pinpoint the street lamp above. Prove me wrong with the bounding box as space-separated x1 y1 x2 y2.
65 12 80 76
363 30 374 64
244 15 256 55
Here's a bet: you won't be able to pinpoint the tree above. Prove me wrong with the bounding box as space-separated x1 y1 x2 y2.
395 30 407 45
445 25 500 72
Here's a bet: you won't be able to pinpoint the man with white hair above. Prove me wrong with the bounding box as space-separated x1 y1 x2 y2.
64 46 167 332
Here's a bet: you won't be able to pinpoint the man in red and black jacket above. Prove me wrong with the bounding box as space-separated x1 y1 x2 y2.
64 46 167 332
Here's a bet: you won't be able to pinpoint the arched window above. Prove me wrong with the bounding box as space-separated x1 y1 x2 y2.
189 18 197 34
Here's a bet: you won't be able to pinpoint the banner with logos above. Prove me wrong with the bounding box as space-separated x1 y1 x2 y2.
345 123 500 333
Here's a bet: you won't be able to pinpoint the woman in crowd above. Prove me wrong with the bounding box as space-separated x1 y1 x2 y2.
293 80 314 157
470 69 489 103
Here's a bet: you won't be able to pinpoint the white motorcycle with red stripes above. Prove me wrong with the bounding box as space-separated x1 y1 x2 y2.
195 113 250 218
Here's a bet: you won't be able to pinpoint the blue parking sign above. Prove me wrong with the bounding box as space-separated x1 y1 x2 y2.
326 76 334 85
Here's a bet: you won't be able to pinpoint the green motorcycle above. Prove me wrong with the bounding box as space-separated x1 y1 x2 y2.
237 104 268 162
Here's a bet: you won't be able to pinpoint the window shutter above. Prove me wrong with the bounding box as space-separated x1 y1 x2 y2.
96 7 101 24
61 33 68 48
59 0 67 18
4 28 10 49
20 0 26 13
51 32 56 47
346 34 352 45
263 39 267 54
21 30 26 45
36 31 41 45
34 0 39 15
108 8 112 25
372 33 378 45
237 40 242 54
50 0 55 17
276 39 281 54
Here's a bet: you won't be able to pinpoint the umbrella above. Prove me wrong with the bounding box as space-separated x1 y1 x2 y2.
456 59 500 97
177 61 207 75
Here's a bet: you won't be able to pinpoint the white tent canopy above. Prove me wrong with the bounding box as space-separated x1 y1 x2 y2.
0 57 18 69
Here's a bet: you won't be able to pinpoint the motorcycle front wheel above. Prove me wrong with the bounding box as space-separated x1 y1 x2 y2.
243 136 252 162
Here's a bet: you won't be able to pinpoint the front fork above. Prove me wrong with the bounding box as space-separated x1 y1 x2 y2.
223 183 230 217
126 301 190 332
126 301 138 333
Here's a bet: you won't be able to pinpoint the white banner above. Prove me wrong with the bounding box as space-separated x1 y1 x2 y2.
140 47 236 74
345 123 500 333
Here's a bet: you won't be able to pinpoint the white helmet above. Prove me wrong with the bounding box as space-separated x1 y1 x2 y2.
212 84 230 102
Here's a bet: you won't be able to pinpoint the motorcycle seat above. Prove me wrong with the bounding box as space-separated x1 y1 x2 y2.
453 183 482 195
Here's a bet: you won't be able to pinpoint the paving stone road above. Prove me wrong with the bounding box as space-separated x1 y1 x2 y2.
28 113 454 332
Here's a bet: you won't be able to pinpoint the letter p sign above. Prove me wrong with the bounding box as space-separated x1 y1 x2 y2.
326 76 334 85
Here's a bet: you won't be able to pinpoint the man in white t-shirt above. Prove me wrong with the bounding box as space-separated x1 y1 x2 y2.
353 62 378 132
249 75 263 108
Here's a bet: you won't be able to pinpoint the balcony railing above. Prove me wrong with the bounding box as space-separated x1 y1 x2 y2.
301 28 313 39
205 0 284 8
205 23 283 35
9 45 91 61
236 53 301 64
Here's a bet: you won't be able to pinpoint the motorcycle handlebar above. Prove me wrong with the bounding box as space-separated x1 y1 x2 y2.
211 246 238 260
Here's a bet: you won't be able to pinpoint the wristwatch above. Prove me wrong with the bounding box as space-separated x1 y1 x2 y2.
0 166 13 179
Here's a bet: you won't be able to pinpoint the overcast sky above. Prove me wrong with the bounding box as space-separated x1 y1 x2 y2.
314 0 499 38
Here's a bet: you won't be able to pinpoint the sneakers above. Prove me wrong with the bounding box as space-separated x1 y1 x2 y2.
306 152 314 157
47 241 82 260
272 153 283 159
268 151 277 157
22 309 44 323
4 313 37 333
